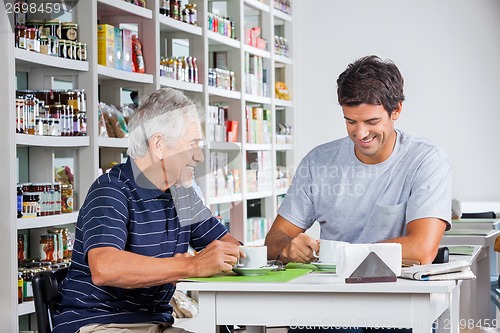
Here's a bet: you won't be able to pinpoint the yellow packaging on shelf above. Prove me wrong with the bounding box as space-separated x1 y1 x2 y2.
97 24 115 68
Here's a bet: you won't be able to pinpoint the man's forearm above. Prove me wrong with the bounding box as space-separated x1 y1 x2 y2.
265 230 292 261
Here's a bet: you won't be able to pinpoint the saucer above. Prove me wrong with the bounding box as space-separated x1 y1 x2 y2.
233 265 278 276
312 262 336 272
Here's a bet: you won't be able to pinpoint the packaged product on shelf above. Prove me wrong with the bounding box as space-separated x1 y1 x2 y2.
61 184 74 213
122 29 133 72
99 102 129 138
132 34 145 73
114 27 123 70
97 24 115 67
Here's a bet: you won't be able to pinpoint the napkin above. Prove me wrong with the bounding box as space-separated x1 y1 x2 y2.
339 243 402 281
400 260 476 281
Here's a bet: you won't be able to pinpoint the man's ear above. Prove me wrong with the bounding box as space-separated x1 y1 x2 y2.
391 102 403 120
149 134 164 160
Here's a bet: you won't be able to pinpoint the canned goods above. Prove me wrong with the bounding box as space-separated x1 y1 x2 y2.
59 39 68 58
40 234 55 262
40 35 49 55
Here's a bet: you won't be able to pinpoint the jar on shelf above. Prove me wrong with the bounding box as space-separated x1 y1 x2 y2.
43 19 61 40
18 272 23 304
53 182 62 214
61 22 78 41
160 0 170 16
22 192 38 218
22 269 34 302
40 234 55 262
61 184 73 213
15 25 26 49
17 184 23 218
18 233 26 262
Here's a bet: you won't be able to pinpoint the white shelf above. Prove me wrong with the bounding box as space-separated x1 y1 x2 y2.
18 301 35 316
15 48 89 72
207 193 243 205
159 15 202 35
246 143 272 151
208 142 242 151
17 212 79 230
275 99 293 107
97 0 152 18
273 8 292 22
98 137 129 148
274 54 293 65
275 187 289 196
275 144 293 151
244 44 271 59
97 65 154 84
246 190 273 200
244 0 270 12
208 86 242 100
15 134 90 148
245 94 272 105
159 77 203 92
207 31 241 49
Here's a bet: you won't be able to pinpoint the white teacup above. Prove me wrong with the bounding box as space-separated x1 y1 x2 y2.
238 245 268 269
318 240 348 264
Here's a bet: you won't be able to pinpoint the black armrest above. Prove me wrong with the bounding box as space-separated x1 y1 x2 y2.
432 247 449 264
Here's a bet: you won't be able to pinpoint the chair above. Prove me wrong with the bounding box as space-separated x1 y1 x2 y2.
461 211 496 219
32 267 68 333
491 236 500 310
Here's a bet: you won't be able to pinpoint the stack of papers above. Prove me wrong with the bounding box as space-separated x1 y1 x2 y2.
400 260 476 281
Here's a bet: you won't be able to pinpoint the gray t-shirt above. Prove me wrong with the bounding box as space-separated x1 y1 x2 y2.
278 129 452 243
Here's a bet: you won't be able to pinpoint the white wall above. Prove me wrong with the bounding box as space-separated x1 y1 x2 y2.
294 0 500 203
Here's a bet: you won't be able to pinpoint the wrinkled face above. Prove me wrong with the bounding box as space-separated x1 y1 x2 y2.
343 103 401 164
162 121 205 187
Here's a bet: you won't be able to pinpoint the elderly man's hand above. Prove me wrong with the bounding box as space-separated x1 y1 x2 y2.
191 240 245 277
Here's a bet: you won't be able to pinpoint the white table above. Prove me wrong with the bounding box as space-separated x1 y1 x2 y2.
451 219 500 231
441 229 500 322
176 273 460 333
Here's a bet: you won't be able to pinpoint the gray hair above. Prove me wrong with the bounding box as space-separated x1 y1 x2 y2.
127 88 203 159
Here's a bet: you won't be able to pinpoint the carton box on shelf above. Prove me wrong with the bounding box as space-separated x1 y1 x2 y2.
114 27 123 70
122 29 133 72
97 24 115 68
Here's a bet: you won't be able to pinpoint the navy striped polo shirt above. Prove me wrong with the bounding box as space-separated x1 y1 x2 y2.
52 158 228 333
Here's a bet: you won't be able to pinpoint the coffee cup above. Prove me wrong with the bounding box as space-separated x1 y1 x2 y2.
237 245 268 269
318 240 348 264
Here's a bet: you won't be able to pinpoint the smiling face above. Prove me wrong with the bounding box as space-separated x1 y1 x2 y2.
343 103 402 164
162 120 205 188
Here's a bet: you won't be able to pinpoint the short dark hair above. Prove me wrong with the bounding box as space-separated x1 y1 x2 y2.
337 55 405 116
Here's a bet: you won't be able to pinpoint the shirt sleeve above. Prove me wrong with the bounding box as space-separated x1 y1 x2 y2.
190 216 228 251
80 181 129 259
405 146 452 230
277 153 316 230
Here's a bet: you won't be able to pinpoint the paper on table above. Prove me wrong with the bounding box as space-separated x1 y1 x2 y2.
400 260 476 281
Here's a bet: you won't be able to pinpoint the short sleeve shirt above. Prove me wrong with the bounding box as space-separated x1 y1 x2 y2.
53 158 228 333
278 129 452 243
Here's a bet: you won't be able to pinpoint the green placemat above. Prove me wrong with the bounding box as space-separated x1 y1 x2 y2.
181 267 312 283
445 229 490 236
447 245 477 256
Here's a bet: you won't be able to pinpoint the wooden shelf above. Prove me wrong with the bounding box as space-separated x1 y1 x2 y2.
159 15 202 35
97 65 154 84
159 77 203 92
208 86 242 100
244 0 270 12
15 48 89 72
16 134 90 148
207 31 241 49
98 137 129 148
17 212 79 230
207 193 243 205
97 0 152 18
244 44 271 59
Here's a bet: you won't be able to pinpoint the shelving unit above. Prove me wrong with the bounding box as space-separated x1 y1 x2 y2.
0 0 293 331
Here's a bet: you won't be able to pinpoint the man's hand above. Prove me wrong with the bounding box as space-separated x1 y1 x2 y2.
191 240 244 277
283 233 319 263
